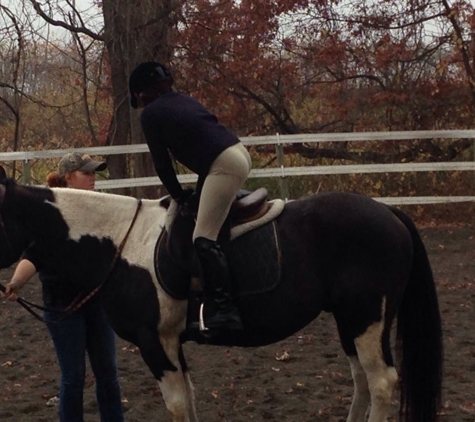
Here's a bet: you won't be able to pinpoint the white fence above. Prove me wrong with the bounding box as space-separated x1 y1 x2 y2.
1 130 475 206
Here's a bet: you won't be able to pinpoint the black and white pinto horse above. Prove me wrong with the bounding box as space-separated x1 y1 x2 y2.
0 168 442 422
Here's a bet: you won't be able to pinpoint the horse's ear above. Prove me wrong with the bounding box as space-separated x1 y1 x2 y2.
0 166 7 184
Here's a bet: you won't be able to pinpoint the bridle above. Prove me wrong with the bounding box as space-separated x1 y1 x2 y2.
0 192 143 323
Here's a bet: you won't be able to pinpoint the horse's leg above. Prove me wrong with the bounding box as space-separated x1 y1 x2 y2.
336 320 370 422
135 327 197 422
171 340 198 422
335 297 397 422
158 336 198 422
183 368 198 421
352 300 398 422
346 356 370 422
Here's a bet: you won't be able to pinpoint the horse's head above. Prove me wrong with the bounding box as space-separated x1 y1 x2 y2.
0 166 68 269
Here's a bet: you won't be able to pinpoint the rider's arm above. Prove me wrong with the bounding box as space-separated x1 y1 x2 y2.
3 259 37 301
140 109 184 201
149 142 184 201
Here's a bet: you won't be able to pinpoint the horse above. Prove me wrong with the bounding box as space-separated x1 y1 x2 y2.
0 166 442 422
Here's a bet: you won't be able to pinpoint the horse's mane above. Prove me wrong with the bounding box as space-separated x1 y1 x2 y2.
4 180 171 244
5 178 172 211
51 187 171 208
51 188 164 219
51 187 138 205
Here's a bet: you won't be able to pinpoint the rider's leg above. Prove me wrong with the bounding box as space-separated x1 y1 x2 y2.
193 143 251 332
194 237 243 331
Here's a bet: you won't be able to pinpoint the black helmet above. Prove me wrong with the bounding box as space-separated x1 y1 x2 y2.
128 61 173 108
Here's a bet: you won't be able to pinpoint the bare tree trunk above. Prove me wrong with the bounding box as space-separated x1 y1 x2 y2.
102 0 180 198
101 0 132 195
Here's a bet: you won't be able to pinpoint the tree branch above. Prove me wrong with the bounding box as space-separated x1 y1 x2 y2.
29 0 104 41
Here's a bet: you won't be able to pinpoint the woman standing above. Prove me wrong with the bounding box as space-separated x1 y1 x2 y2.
3 152 125 422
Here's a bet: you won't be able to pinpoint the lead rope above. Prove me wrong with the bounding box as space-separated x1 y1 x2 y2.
0 199 143 323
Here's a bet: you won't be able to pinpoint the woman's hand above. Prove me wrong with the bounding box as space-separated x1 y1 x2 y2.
2 279 25 301
2 259 37 301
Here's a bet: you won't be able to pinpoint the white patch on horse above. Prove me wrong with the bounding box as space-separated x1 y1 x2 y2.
51 189 179 317
165 198 179 233
353 297 398 422
347 355 370 422
52 189 140 243
158 372 194 422
158 334 197 422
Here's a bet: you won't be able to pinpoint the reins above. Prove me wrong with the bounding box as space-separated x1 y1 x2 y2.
0 198 143 323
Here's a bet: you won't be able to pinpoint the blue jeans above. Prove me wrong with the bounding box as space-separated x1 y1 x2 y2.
45 303 124 422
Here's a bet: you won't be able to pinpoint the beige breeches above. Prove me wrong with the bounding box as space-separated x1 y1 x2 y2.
192 143 251 242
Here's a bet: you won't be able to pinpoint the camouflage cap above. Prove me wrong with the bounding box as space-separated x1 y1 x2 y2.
58 152 107 177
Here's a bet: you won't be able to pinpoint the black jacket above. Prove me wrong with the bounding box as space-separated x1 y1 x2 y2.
23 245 87 308
140 92 240 199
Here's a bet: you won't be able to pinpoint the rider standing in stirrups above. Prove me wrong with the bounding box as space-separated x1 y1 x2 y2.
128 61 251 335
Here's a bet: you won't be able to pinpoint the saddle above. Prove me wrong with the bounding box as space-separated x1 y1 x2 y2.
182 187 270 225
155 187 284 303
229 187 270 224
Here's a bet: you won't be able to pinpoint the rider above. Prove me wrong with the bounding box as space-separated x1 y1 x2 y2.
128 61 251 334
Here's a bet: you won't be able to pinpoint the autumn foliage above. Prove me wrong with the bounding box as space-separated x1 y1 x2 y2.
1 0 475 219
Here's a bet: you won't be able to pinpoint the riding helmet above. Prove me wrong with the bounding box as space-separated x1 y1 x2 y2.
128 61 173 108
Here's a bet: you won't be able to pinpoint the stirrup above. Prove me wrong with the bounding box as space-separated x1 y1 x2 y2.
199 302 210 332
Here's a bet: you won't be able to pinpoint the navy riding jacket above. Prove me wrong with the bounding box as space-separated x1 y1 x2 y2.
140 91 240 200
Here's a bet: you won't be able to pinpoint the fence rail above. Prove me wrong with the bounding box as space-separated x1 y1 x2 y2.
2 130 475 206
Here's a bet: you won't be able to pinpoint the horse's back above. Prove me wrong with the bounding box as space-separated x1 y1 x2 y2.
279 191 411 253
276 191 413 312
282 191 403 231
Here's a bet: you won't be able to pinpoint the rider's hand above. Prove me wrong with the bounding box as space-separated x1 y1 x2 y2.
177 188 194 205
177 189 197 216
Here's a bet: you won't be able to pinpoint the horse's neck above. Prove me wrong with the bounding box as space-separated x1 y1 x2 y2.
52 189 141 241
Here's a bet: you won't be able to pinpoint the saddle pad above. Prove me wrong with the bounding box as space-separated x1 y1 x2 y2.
155 220 281 300
225 220 281 297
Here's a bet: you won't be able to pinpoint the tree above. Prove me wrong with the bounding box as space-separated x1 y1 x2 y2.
174 0 475 163
20 0 181 196
100 0 182 197
0 3 27 178
2 0 475 190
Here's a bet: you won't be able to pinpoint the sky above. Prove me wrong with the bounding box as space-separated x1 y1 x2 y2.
0 0 103 40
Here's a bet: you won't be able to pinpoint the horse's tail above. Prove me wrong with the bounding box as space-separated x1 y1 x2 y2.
390 206 443 422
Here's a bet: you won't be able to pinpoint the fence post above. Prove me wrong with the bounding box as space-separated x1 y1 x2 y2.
275 133 289 201
22 157 31 185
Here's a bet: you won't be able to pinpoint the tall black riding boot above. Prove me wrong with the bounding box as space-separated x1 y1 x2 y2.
194 237 243 332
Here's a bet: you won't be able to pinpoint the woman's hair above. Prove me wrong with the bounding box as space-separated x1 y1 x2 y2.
46 171 68 188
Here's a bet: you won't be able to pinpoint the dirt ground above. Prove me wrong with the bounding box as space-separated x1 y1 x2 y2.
0 225 475 422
